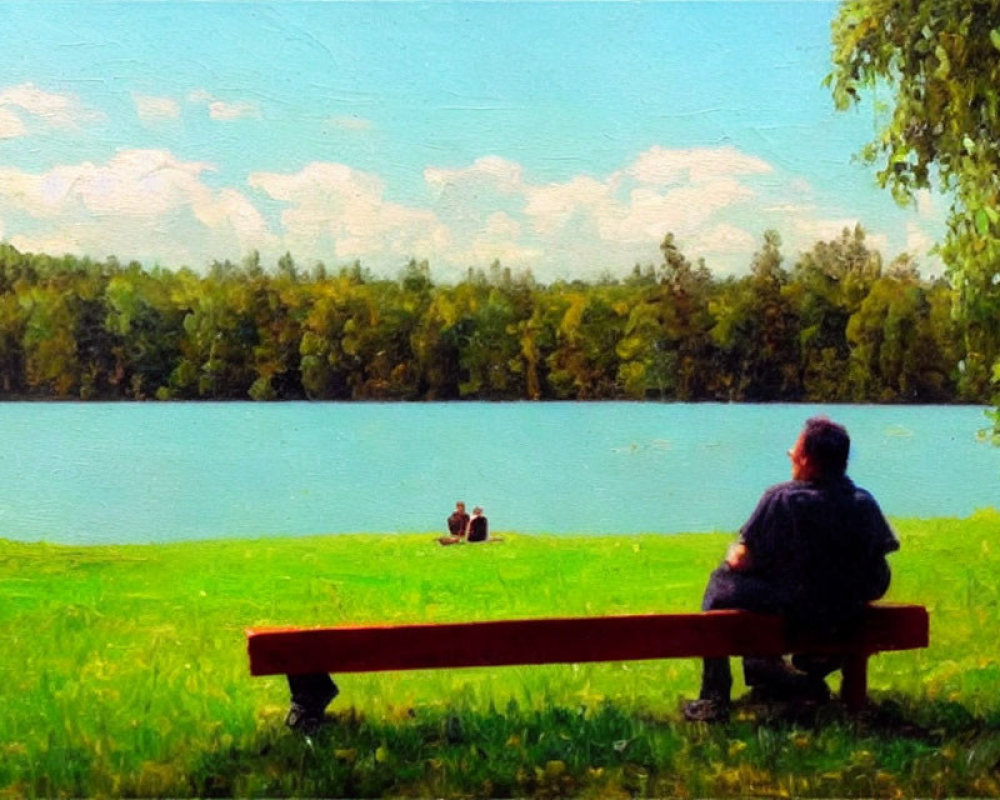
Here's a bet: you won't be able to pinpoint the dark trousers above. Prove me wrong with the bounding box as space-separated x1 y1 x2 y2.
287 673 339 716
698 565 782 702
697 565 847 702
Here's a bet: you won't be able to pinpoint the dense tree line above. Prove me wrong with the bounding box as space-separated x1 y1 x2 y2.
0 227 989 403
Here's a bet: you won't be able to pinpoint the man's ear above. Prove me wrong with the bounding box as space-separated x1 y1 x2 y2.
799 453 820 481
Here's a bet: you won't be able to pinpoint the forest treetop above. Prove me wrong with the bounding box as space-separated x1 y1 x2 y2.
0 226 987 406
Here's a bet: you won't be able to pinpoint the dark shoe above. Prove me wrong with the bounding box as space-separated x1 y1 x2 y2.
744 656 831 702
746 666 831 703
285 703 330 735
791 653 842 679
682 698 730 723
743 656 794 687
801 676 831 703
748 677 830 704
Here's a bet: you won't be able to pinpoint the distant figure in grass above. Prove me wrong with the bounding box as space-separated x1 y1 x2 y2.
466 506 488 542
683 416 900 723
449 501 470 539
439 501 471 545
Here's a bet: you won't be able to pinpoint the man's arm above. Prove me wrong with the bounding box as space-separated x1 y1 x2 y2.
726 541 752 570
729 487 781 572
859 493 898 600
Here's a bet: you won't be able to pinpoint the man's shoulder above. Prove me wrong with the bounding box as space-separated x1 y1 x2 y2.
759 480 809 501
848 483 880 504
760 478 878 507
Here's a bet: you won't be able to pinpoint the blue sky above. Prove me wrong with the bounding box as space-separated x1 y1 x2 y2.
0 1 944 282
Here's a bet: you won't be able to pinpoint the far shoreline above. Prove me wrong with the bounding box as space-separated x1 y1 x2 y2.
2 509 997 549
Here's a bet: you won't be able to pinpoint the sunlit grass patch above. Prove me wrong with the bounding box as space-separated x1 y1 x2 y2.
0 516 998 796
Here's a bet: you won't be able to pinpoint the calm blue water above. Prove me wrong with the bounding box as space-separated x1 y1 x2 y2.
0 402 996 544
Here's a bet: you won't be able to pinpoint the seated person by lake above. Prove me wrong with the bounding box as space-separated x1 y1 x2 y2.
448 501 470 538
683 416 900 723
439 501 470 545
467 506 488 542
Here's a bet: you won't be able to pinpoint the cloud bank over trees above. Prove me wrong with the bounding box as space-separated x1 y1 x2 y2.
0 82 942 283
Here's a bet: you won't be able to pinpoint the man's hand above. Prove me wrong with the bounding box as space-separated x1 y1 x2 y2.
726 542 751 571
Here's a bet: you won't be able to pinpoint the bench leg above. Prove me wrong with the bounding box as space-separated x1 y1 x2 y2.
840 652 868 711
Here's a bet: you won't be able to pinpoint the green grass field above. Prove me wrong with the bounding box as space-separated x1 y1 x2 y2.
1 511 999 798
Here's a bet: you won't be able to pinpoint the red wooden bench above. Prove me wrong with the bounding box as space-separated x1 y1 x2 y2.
246 603 928 711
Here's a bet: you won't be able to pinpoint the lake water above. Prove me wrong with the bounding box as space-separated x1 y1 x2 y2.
0 402 996 545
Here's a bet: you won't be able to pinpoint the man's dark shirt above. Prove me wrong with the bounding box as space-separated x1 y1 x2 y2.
738 475 899 629
447 511 470 537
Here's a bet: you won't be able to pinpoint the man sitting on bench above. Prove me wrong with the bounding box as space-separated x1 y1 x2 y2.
683 416 900 722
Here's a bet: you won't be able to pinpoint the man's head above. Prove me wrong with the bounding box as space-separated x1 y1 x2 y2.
456 501 466 513
789 416 850 482
472 506 483 516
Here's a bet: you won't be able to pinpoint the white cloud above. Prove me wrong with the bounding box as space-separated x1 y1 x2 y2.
905 222 945 276
328 115 373 132
787 215 887 259
415 146 772 278
621 145 772 186
484 211 522 240
209 100 260 121
0 142 930 281
523 176 612 235
791 216 864 244
763 203 813 214
0 107 25 139
187 89 261 121
619 180 755 241
133 94 181 122
437 211 541 275
521 151 760 248
250 161 448 263
241 145 778 279
0 83 102 132
906 222 937 258
425 156 526 195
8 231 81 258
692 223 758 255
866 232 891 257
915 189 935 219
0 149 214 218
789 177 812 194
0 83 73 120
0 149 275 265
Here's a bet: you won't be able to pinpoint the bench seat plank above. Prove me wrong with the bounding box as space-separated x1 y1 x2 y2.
247 603 927 677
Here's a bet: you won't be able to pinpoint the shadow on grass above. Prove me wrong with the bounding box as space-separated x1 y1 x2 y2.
186 695 1000 798
729 692 997 742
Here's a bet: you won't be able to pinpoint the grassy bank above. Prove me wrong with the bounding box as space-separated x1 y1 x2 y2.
1 512 999 797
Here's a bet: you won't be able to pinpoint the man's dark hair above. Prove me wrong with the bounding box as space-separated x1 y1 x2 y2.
801 416 850 479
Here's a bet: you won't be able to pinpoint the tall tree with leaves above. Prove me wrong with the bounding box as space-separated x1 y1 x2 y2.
712 231 799 400
788 226 882 400
846 256 956 401
657 234 716 399
828 0 1000 436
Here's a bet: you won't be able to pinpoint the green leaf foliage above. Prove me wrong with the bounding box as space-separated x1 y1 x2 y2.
829 0 1000 420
